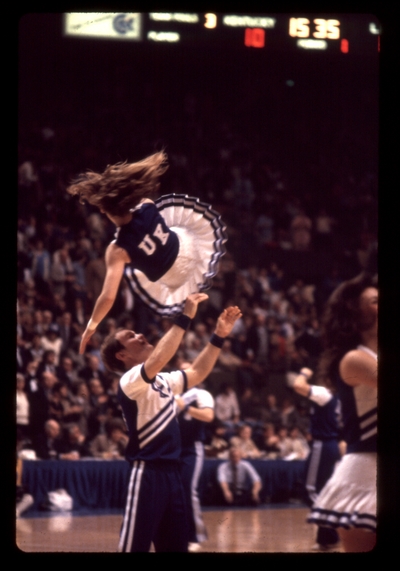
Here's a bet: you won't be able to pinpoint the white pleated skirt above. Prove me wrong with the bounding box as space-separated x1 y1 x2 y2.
124 194 227 317
307 452 377 533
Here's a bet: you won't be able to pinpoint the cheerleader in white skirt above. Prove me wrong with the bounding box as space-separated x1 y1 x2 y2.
67 151 227 353
307 273 377 552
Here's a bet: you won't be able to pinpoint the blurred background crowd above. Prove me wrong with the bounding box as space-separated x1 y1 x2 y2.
17 14 378 463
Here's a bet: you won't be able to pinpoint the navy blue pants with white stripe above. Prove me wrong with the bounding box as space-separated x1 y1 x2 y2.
180 443 207 544
305 439 341 546
119 460 189 552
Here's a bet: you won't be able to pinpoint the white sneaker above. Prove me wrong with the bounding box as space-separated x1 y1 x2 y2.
188 543 201 552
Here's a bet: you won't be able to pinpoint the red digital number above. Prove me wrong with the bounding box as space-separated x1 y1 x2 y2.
244 28 265 48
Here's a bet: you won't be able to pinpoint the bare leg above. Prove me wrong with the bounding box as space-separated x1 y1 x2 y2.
338 528 376 552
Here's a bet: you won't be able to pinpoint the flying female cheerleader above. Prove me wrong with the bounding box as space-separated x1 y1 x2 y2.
67 151 227 354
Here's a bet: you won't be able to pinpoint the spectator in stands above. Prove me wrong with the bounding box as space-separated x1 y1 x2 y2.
239 386 262 426
314 208 336 253
78 354 108 386
204 419 230 459
59 423 92 459
28 333 45 364
36 349 57 379
288 425 310 460
17 373 30 442
255 209 275 248
280 396 301 429
103 317 118 338
255 422 281 459
294 317 322 371
246 313 269 370
72 380 91 437
86 333 107 373
89 418 128 459
276 425 301 459
56 355 80 390
57 311 75 354
28 370 57 444
24 359 40 395
217 339 243 372
71 297 86 332
184 334 203 362
268 263 285 292
33 419 64 460
217 446 262 506
290 207 312 251
31 237 52 299
57 381 87 428
17 332 32 374
84 250 106 309
48 381 66 425
41 310 55 334
214 381 241 436
230 423 262 459
40 326 63 365
267 316 287 371
86 377 113 440
50 246 75 301
260 393 281 428
105 373 124 421
19 309 36 344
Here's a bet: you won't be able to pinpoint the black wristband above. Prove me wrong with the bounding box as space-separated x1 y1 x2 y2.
173 313 191 331
210 333 225 348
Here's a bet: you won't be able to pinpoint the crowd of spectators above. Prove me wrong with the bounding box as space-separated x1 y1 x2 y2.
17 41 377 465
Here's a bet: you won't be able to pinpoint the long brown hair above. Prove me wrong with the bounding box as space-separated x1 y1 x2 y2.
316 272 377 390
67 151 168 217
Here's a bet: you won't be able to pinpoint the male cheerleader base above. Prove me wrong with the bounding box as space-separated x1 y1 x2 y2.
99 294 242 552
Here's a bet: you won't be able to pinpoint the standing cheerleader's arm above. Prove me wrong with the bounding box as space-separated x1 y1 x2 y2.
80 242 130 354
339 349 377 389
292 368 314 397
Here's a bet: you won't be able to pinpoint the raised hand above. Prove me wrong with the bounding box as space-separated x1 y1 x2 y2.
300 367 313 380
79 325 96 354
183 293 209 319
215 306 242 338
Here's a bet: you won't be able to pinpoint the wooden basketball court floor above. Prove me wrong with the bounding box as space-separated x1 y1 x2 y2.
16 504 344 553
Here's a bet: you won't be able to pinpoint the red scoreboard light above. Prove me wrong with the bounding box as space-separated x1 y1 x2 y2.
244 28 265 48
340 38 349 53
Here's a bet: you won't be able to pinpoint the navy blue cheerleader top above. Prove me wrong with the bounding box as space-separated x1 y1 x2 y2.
309 394 341 442
335 357 377 454
115 202 179 282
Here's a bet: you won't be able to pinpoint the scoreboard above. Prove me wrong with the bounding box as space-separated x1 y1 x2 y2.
63 13 381 56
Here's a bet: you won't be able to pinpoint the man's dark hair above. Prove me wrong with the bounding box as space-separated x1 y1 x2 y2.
101 332 126 373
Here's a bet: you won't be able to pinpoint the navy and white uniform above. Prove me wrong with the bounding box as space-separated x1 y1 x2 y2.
177 387 214 544
117 362 189 552
308 345 377 532
305 385 342 546
121 194 227 317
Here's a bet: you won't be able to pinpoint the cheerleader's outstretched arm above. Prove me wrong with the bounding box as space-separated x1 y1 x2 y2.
80 243 130 354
